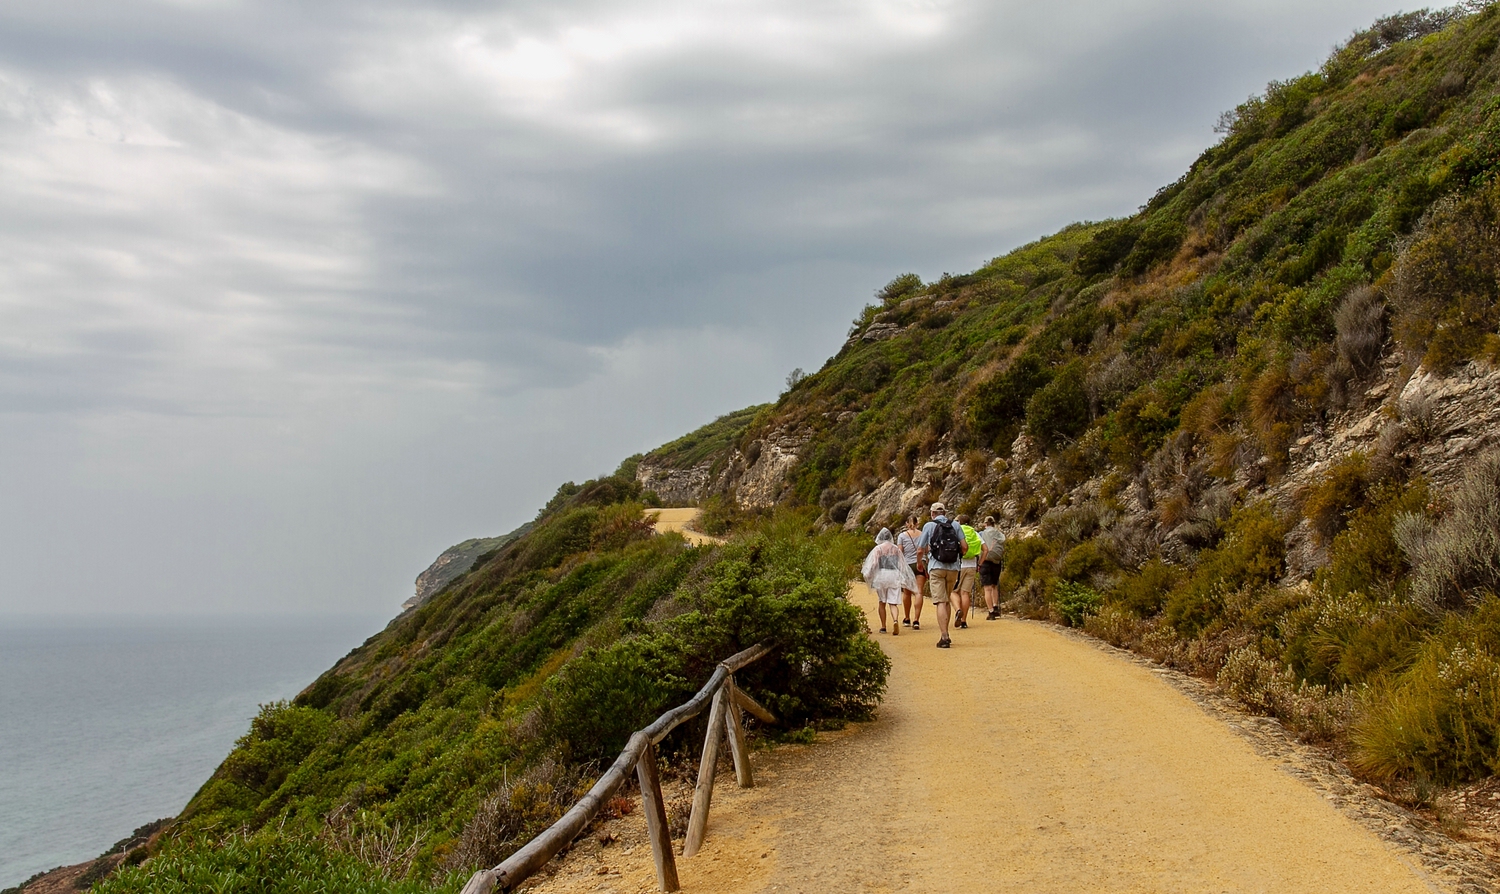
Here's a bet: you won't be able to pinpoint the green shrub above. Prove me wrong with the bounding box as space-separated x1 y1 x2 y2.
536 514 887 762
1315 478 1429 600
877 273 924 304
999 536 1052 595
1354 596 1500 783
696 493 753 536
1165 506 1288 636
1394 450 1500 612
967 353 1051 449
1025 361 1089 450
1057 540 1109 582
1108 559 1182 618
1390 181 1500 371
1054 581 1103 627
1300 453 1372 544
95 831 463 894
1073 220 1141 277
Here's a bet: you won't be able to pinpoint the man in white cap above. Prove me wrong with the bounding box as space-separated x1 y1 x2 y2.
916 501 965 648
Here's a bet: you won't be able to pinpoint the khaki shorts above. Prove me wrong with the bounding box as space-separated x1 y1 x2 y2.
957 567 977 597
927 568 959 604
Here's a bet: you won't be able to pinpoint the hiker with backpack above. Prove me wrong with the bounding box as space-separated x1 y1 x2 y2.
916 502 965 648
978 515 1007 620
897 514 925 630
862 527 916 635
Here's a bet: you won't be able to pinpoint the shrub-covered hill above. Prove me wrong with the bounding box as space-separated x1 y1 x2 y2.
641 6 1500 795
104 475 886 891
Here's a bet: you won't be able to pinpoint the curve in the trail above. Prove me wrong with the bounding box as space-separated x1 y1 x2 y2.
531 579 1451 894
645 507 722 546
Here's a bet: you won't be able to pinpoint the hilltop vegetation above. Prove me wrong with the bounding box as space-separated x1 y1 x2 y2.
652 5 1500 798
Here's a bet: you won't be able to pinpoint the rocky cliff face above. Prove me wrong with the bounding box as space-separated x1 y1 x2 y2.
635 425 810 509
631 351 1500 601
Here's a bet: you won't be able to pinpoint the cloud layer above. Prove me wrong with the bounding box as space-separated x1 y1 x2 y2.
0 0 1403 614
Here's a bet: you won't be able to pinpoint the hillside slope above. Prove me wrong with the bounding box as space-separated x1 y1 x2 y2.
638 4 1500 796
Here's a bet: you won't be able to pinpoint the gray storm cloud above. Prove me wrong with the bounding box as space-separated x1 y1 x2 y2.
0 0 1404 615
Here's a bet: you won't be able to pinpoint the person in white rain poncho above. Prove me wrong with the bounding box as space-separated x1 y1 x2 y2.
863 527 917 635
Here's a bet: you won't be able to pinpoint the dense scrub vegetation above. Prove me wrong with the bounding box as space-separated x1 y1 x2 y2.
117 470 884 890
658 4 1500 803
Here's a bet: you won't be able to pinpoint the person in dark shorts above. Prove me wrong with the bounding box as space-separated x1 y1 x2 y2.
978 515 1006 620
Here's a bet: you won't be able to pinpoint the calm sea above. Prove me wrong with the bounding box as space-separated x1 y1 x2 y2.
0 614 390 888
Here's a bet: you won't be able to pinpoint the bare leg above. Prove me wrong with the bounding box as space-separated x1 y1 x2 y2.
912 577 926 625
984 584 999 614
936 602 951 640
877 600 889 631
902 588 913 622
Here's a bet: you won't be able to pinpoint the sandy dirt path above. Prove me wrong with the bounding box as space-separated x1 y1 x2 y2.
529 574 1451 894
645 508 721 546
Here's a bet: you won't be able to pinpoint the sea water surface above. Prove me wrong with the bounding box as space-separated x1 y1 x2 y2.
0 614 389 888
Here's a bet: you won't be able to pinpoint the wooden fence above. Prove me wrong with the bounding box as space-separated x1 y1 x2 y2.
459 641 777 894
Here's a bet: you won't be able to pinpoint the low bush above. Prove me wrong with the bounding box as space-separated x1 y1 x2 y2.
999 536 1052 596
1300 452 1372 544
1394 450 1500 613
1108 560 1182 618
1054 581 1103 627
1389 181 1500 371
95 831 464 894
1026 361 1089 449
441 761 582 876
1328 286 1386 406
1217 647 1357 744
1164 506 1288 637
1354 596 1500 783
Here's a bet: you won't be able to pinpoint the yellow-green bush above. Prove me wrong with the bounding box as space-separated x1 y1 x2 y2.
1300 452 1372 544
1354 597 1500 783
1164 506 1288 636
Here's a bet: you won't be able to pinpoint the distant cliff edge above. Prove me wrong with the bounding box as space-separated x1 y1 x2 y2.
406 526 530 611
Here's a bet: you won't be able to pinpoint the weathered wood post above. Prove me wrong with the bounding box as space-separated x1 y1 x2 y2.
634 741 680 892
723 675 754 788
682 685 729 857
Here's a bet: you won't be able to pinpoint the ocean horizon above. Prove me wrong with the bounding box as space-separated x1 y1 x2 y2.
0 612 392 888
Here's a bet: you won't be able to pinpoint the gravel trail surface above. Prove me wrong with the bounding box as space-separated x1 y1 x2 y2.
529 575 1452 894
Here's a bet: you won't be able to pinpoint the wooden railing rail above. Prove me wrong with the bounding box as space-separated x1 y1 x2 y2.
460 641 777 894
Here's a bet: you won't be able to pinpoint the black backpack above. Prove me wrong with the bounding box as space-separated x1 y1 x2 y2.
929 520 962 564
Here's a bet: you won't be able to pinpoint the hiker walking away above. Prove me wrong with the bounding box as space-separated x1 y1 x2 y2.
955 514 981 629
897 514 925 630
979 515 1006 620
863 528 916 635
916 502 965 648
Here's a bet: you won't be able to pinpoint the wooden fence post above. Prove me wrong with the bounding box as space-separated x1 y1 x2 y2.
635 741 680 892
682 685 728 857
724 676 754 788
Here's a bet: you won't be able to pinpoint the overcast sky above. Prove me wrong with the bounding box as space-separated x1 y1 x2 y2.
0 0 1407 617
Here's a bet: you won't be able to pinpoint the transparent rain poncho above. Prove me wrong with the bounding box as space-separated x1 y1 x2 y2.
862 527 916 605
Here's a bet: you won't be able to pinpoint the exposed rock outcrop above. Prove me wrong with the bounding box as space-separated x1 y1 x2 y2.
636 459 715 506
734 428 810 508
633 425 810 510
